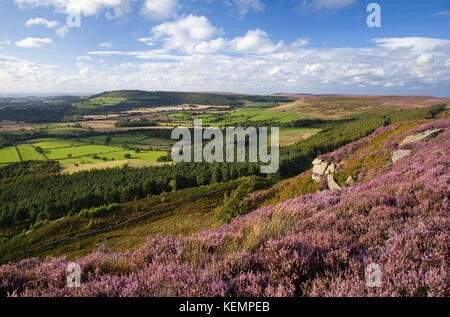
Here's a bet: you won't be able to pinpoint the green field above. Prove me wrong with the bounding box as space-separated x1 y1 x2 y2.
44 144 125 160
139 137 174 148
80 134 148 145
80 135 175 150
278 127 322 146
229 109 306 123
156 108 307 127
165 109 307 126
59 157 104 165
60 159 168 174
30 138 88 149
33 125 89 135
44 127 88 135
98 150 166 161
75 97 126 110
0 146 21 164
2 135 171 172
16 144 46 161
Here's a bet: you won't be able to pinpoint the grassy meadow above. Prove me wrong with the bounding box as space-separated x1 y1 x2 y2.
278 127 322 146
0 146 21 164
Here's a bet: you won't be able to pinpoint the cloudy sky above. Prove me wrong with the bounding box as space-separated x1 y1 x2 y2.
0 0 449 96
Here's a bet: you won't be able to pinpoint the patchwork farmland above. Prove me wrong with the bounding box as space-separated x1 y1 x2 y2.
0 134 169 172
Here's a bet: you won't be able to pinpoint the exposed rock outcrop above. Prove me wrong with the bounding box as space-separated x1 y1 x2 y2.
392 150 412 163
312 159 342 191
400 129 443 146
312 160 328 177
325 163 335 175
327 175 341 192
312 159 335 182
391 129 443 163
345 175 355 187
312 158 322 165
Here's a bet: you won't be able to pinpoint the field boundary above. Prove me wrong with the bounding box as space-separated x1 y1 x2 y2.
32 145 49 160
14 145 22 162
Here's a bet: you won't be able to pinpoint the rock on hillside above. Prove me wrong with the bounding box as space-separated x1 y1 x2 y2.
392 150 412 163
326 175 341 192
312 159 335 182
312 124 447 188
392 129 443 163
400 129 443 146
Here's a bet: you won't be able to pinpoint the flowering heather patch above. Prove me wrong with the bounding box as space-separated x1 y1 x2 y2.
321 119 449 184
0 119 448 297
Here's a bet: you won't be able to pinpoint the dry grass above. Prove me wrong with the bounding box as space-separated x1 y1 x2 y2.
278 128 322 146
60 159 169 174
273 96 450 119
0 120 34 132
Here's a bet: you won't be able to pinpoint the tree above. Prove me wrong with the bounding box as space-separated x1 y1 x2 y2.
14 207 29 223
124 153 132 159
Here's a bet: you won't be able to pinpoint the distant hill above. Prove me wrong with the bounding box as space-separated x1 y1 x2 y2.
91 90 295 109
272 95 450 119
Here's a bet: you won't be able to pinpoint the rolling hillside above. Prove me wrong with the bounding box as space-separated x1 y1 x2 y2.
1 118 448 297
273 95 450 119
84 90 295 111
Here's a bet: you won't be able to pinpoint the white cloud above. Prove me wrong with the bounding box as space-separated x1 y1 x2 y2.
88 49 184 61
292 38 309 48
14 0 132 19
2 30 450 96
25 17 60 28
141 0 178 21
434 11 450 17
56 25 69 37
138 37 155 46
373 37 450 52
0 54 57 91
105 1 132 20
152 15 220 53
15 37 53 48
146 15 282 55
194 38 227 54
100 41 113 48
76 55 92 61
304 0 357 11
227 0 265 19
81 36 450 96
416 54 433 65
230 29 283 54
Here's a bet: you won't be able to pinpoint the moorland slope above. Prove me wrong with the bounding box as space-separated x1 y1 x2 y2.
273 95 450 119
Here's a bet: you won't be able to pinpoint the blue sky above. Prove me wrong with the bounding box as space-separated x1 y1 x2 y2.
0 0 449 96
